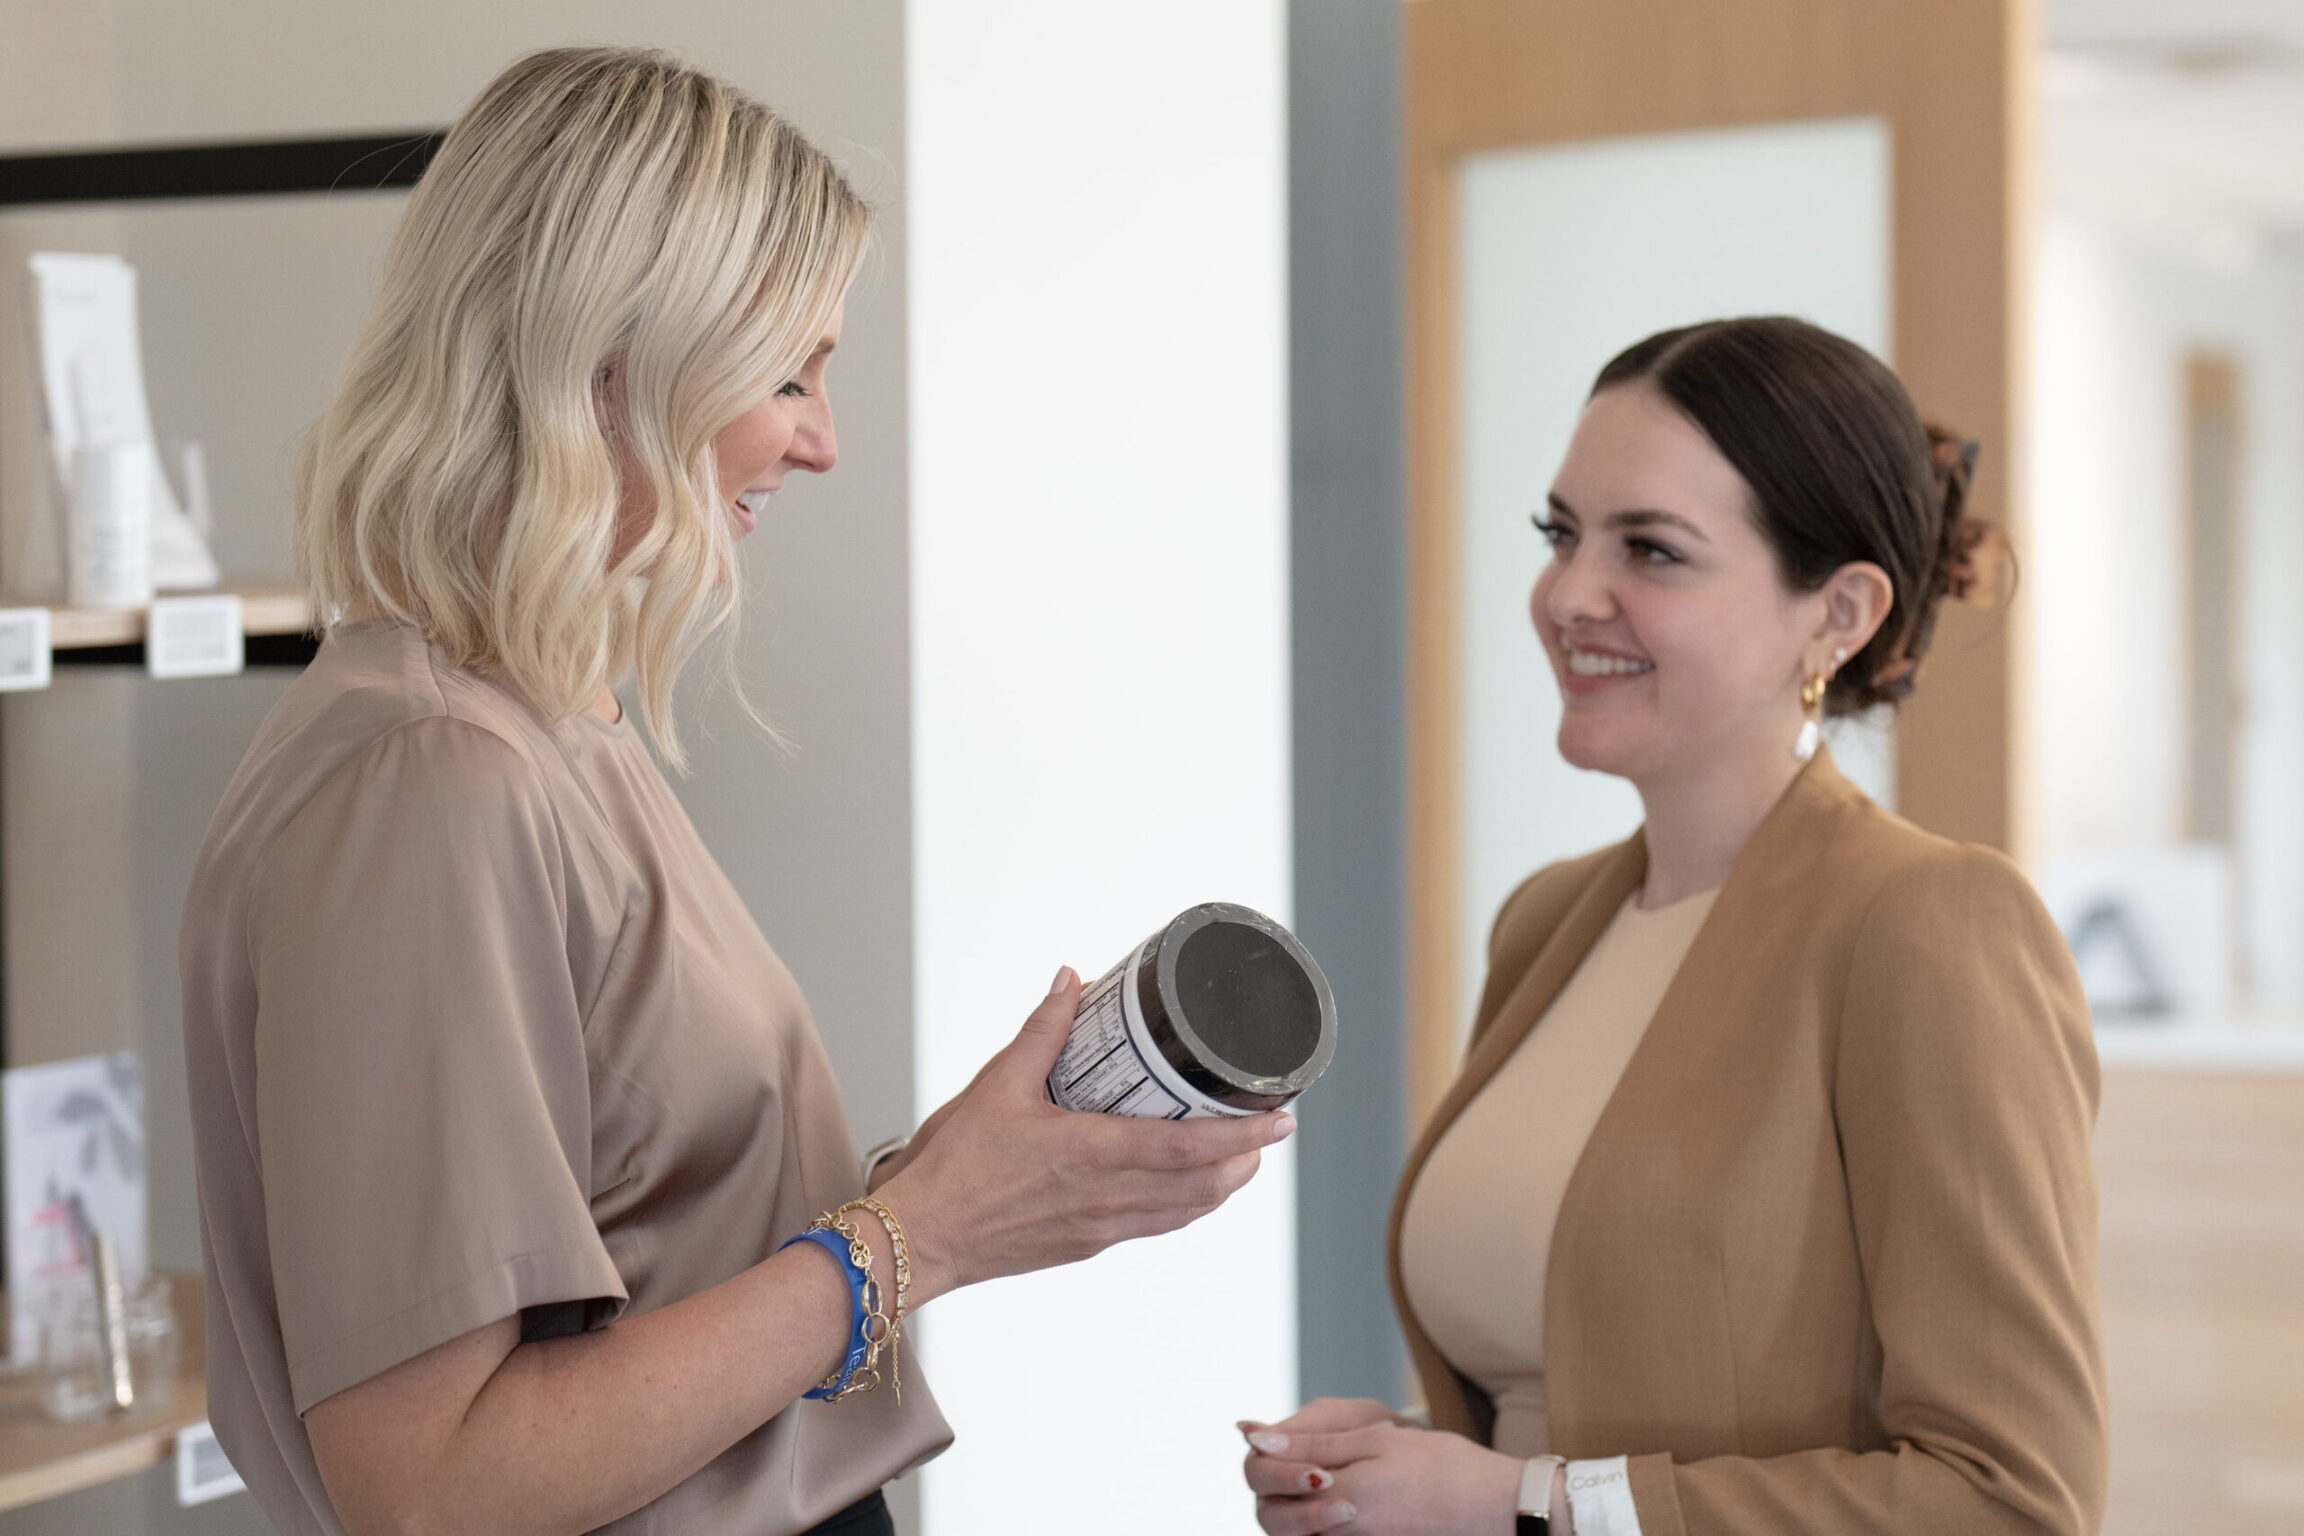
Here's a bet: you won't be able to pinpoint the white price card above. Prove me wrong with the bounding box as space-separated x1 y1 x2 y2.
176 1420 247 1506
0 609 53 692
146 594 243 679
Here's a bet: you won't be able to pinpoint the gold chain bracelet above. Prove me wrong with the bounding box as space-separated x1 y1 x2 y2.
842 1196 911 1403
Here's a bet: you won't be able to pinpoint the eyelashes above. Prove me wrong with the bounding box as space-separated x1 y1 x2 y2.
1529 515 1683 566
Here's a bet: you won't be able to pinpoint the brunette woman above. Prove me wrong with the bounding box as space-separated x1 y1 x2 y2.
1242 317 2103 1536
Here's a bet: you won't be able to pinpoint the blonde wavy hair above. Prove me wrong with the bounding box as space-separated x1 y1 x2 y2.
296 45 870 765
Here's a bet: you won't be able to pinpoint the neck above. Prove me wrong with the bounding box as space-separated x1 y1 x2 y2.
1633 734 1809 909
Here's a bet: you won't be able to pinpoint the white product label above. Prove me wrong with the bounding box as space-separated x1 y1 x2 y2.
0 609 53 692
176 1419 247 1505
146 594 243 679
1049 950 1192 1118
1046 947 1249 1119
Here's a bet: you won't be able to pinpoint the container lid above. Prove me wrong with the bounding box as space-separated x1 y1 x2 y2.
1146 902 1337 1106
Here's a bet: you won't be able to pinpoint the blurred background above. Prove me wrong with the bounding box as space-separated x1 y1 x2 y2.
0 0 2295 1532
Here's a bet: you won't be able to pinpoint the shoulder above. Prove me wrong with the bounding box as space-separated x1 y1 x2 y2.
1825 800 2057 958
1738 756 2048 936
246 718 567 911
1488 837 1635 962
241 628 571 832
1788 782 2082 1008
1824 809 2095 1101
329 715 553 805
314 623 561 770
227 636 576 898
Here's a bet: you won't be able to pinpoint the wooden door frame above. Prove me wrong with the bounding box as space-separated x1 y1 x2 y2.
1403 0 2036 1120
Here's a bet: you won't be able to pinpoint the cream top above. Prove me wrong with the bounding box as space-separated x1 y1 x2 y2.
1399 886 1718 1457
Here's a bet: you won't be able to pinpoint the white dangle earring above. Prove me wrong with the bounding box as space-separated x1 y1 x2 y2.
1793 647 1849 764
1793 676 1826 763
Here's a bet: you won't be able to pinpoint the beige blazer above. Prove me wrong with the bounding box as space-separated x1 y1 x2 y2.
1388 752 2107 1536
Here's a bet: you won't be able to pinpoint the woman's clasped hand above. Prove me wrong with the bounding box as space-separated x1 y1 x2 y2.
1240 1399 1531 1536
875 967 1296 1303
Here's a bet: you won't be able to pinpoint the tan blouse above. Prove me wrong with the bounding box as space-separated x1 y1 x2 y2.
1400 888 1717 1457
180 620 951 1536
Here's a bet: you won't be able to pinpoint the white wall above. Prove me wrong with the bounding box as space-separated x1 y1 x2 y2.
1452 118 1893 1032
2028 214 2304 1009
905 4 1294 1533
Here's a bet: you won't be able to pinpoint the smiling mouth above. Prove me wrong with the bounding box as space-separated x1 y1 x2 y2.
1565 646 1655 677
734 490 776 519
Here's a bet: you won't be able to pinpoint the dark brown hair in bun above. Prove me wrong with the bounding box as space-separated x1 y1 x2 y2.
1590 316 1994 716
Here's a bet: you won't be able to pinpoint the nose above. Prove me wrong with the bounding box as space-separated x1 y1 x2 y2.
788 393 838 474
1537 541 1615 632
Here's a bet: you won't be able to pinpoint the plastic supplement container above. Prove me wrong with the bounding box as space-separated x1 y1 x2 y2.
1048 902 1337 1119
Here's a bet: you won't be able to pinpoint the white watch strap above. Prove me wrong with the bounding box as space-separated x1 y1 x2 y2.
1565 1455 1644 1535
1518 1455 1564 1517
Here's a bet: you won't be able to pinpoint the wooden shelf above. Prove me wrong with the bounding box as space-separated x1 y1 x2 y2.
0 1271 208 1514
32 584 312 651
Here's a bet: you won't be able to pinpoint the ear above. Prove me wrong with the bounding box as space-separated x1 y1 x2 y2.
1812 560 1894 670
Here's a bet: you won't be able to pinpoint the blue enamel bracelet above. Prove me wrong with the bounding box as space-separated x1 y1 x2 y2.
782 1226 871 1399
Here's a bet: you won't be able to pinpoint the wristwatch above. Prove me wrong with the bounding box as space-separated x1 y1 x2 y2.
1516 1455 1564 1535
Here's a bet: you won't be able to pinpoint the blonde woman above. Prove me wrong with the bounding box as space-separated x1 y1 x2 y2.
180 48 1291 1536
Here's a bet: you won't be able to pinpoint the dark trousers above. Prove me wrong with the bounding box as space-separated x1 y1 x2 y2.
800 1490 893 1536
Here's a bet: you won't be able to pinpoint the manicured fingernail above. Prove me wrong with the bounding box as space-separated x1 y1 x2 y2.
1248 1431 1289 1455
1304 1469 1334 1492
1273 1113 1297 1140
1332 1502 1359 1522
1048 966 1074 996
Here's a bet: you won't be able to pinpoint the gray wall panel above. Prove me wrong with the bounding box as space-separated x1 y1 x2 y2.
1289 0 1410 1407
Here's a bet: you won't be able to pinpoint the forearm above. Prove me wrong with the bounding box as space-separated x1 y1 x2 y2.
452 1249 852 1532
321 1215 923 1536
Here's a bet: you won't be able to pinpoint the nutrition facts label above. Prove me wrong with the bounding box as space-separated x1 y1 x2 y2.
1047 950 1195 1119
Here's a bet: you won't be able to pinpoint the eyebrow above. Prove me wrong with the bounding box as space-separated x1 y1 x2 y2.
1546 492 1710 542
812 338 838 358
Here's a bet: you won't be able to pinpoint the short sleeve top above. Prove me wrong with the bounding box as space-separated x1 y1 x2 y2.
180 620 951 1536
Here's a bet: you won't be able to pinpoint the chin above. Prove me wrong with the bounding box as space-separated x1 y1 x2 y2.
1548 723 1622 773
1555 720 1638 777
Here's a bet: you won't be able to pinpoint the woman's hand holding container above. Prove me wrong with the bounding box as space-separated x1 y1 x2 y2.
878 967 1296 1302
